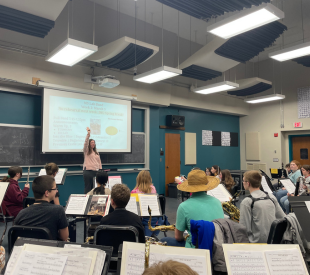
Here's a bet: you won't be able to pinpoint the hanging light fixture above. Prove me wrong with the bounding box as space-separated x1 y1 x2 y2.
245 94 285 103
207 3 284 39
134 3 182 83
193 81 239 95
46 2 98 66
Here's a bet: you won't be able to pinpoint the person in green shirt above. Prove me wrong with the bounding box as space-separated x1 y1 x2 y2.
161 169 224 248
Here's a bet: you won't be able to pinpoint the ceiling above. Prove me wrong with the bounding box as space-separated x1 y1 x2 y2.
0 0 68 21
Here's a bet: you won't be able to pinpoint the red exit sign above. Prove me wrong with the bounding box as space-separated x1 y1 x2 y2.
294 122 303 128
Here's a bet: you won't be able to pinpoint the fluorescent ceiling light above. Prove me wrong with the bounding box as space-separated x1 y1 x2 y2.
207 3 284 39
46 38 98 66
245 94 285 104
193 81 239 95
269 42 310 61
133 66 182 83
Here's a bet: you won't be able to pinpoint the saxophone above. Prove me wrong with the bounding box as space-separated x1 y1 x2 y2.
147 206 176 232
222 192 241 222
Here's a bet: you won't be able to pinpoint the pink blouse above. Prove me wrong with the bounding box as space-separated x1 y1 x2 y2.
131 185 157 194
83 133 102 170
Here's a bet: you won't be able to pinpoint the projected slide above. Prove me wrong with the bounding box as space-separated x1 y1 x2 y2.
42 89 132 153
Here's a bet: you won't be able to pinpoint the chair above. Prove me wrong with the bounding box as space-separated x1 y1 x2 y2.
8 225 53 254
267 218 287 244
94 225 139 273
22 197 35 209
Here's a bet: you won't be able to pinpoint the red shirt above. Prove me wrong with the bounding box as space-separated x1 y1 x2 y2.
3 179 29 217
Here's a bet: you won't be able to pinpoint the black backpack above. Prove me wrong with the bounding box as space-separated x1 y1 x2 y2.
247 191 276 209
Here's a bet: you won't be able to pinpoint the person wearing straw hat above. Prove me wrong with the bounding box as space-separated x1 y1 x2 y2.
161 169 224 248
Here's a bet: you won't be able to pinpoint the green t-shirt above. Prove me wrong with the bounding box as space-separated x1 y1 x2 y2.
176 192 224 248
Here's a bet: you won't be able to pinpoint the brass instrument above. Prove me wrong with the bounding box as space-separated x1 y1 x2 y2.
222 192 241 222
147 206 176 232
144 237 167 269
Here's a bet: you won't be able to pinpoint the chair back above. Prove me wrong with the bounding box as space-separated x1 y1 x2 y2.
94 225 139 257
8 225 53 254
23 198 35 209
158 195 166 215
267 218 287 244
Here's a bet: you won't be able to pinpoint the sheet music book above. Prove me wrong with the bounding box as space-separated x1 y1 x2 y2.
261 176 273 194
223 244 308 275
39 168 67 185
208 184 232 202
5 243 106 275
121 242 212 275
65 194 110 216
280 179 296 194
107 176 122 190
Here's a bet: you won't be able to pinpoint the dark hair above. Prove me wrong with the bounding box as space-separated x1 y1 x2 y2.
244 170 262 188
221 170 235 189
88 139 99 155
111 184 130 208
32 175 55 199
1 166 23 182
285 163 290 168
45 163 59 176
302 165 310 172
212 165 221 176
93 170 108 195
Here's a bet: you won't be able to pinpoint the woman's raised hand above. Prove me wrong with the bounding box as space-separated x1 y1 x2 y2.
86 127 91 134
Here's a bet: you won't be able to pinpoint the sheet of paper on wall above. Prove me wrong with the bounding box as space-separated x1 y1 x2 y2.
261 176 273 194
227 250 269 275
265 249 307 275
125 196 139 215
65 195 89 215
108 176 122 190
12 251 67 275
208 184 231 202
38 168 67 184
138 194 160 216
280 179 296 194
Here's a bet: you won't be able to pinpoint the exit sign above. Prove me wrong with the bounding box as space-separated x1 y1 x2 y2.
294 122 303 128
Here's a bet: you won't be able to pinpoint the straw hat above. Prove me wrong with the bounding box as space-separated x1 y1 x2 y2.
177 169 220 193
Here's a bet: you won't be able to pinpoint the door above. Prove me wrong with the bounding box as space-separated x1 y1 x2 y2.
292 136 310 165
165 133 180 196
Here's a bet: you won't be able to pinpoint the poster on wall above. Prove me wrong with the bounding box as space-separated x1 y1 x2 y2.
298 87 310 118
202 130 238 147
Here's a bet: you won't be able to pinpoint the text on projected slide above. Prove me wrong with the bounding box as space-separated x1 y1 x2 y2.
49 96 128 150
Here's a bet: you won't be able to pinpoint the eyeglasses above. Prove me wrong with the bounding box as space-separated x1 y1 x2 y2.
49 188 58 191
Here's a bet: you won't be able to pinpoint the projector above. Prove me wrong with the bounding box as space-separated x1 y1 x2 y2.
99 78 120 88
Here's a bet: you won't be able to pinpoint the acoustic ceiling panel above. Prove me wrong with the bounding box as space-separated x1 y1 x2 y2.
292 56 310 67
88 36 159 71
227 77 272 96
215 21 287 63
181 65 222 81
0 4 54 38
156 0 270 21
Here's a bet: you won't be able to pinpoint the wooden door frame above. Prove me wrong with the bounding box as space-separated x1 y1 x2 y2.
289 134 310 162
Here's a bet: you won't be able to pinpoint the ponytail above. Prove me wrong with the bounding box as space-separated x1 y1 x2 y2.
1 176 10 182
93 184 106 195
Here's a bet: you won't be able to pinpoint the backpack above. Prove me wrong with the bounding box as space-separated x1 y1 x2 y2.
247 191 276 209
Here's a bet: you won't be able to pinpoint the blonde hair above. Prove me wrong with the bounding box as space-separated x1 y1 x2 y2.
135 171 153 193
143 260 198 275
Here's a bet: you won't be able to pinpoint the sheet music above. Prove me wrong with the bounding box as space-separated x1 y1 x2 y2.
56 251 92 275
125 249 144 275
138 194 160 216
5 246 23 275
261 176 273 194
208 185 231 202
227 250 269 275
65 195 89 215
265 249 307 275
126 196 139 215
149 253 207 275
280 179 296 194
12 251 67 275
0 182 9 205
108 176 122 190
39 169 66 184
305 201 310 214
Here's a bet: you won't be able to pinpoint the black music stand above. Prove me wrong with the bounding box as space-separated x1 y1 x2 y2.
288 196 310 242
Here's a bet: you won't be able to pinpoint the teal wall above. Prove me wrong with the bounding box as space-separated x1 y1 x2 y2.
0 90 240 203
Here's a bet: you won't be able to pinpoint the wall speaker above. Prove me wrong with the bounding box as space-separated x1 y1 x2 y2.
166 115 185 127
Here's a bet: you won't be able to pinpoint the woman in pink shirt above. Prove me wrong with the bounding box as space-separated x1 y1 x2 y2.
131 171 156 194
83 127 102 194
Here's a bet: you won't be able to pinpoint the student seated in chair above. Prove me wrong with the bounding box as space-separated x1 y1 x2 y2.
240 171 285 243
14 176 69 241
100 184 145 243
45 163 60 205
